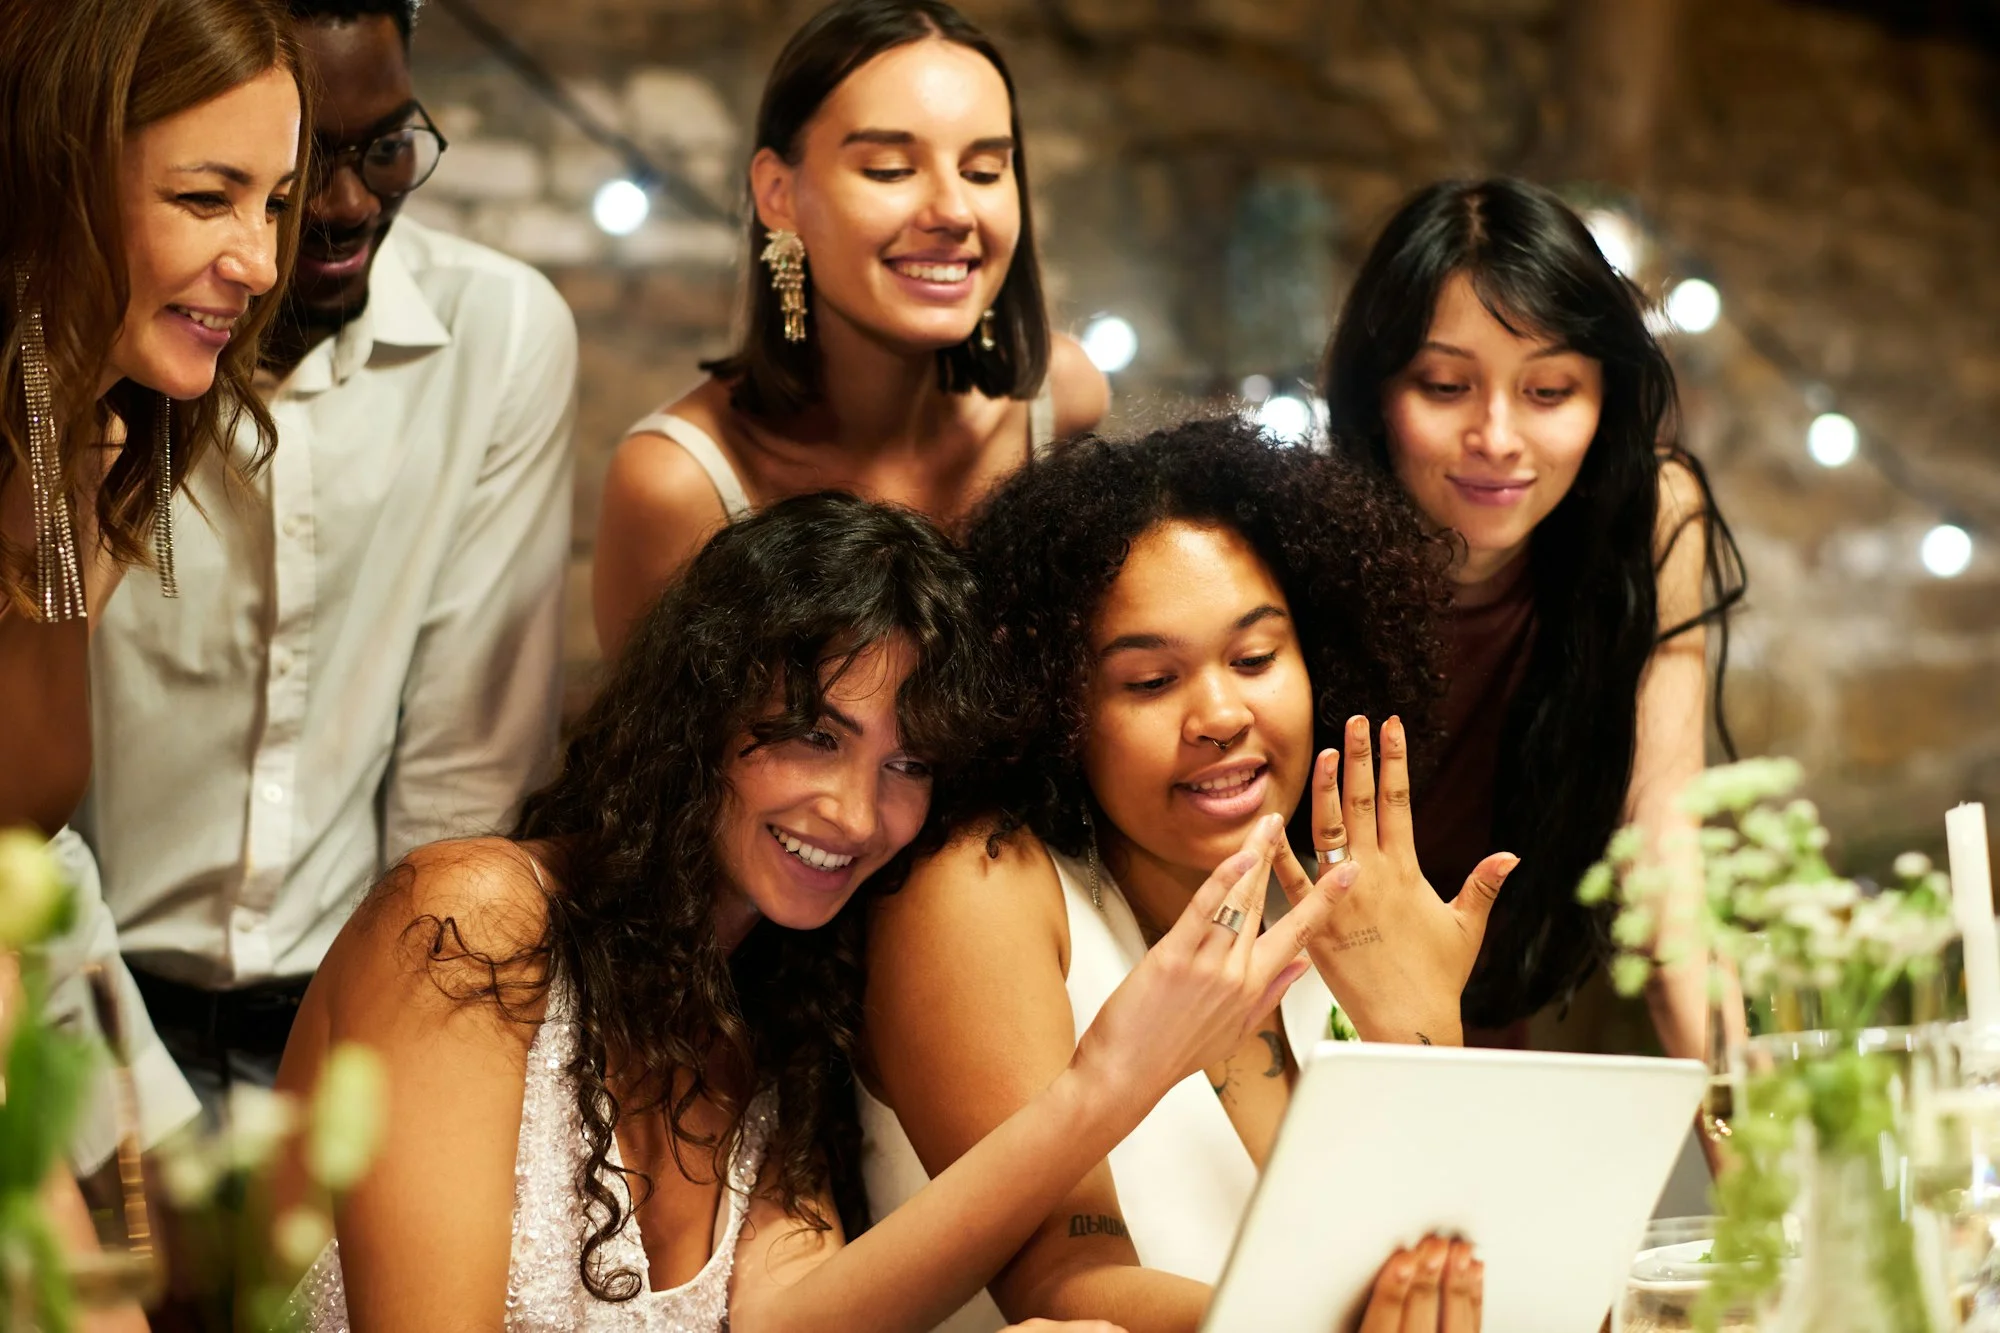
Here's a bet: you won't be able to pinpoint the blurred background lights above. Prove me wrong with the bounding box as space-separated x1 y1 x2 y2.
1255 393 1313 444
592 179 651 236
1807 412 1858 468
1081 315 1138 374
1921 523 1973 578
1582 209 1642 277
1665 278 1722 334
1239 373 1273 403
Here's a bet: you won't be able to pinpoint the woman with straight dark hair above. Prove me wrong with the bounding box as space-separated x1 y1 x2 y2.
1 0 307 835
1319 177 1745 1052
591 0 1109 659
280 493 1341 1332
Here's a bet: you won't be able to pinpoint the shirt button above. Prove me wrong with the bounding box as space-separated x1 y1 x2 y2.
261 783 285 804
282 514 310 540
271 646 294 676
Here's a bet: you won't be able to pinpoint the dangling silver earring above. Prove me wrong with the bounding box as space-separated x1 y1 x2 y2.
13 267 85 622
977 307 997 352
760 228 808 343
1081 805 1105 912
154 394 177 598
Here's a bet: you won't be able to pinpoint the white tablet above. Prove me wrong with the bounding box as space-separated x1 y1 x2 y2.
1201 1042 1706 1333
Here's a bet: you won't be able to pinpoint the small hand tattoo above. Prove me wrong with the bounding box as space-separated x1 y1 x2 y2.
1258 1029 1285 1077
1328 927 1382 951
1068 1213 1131 1239
1417 1032 1433 1046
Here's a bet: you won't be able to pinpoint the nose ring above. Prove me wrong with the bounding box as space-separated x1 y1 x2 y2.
1203 736 1229 751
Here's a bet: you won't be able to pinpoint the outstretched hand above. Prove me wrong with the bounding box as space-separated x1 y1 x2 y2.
1071 812 1344 1111
1355 1237 1482 1333
1273 715 1519 1047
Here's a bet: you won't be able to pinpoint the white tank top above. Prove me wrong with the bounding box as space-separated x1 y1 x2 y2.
856 846 1337 1332
622 384 1060 524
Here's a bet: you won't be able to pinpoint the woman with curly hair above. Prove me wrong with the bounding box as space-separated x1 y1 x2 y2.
277 493 1341 1333
861 420 1507 1332
592 0 1108 659
1320 179 1745 1051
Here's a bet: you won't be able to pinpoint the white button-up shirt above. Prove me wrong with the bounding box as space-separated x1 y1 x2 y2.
77 217 576 987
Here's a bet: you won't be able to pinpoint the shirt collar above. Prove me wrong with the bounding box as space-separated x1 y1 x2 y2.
282 227 452 397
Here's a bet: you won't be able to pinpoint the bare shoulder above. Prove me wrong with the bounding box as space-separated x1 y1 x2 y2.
317 837 553 1036
874 822 1069 963
1047 334 1110 438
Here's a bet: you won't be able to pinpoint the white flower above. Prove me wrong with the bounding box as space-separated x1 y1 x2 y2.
308 1042 388 1192
273 1206 334 1270
1894 852 1933 882
0 828 68 948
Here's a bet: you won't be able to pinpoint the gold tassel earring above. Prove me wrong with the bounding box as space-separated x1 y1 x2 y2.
154 394 177 598
14 268 85 621
760 228 808 343
978 307 997 352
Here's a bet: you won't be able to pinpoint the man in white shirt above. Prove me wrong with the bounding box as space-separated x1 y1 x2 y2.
75 0 575 1115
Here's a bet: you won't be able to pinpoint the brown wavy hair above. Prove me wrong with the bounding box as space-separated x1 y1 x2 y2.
427 494 993 1299
0 0 307 615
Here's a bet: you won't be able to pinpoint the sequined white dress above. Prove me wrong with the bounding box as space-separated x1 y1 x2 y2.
286 976 775 1331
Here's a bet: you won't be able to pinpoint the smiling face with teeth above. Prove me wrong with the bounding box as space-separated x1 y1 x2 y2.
1081 520 1316 896
713 635 934 941
106 66 300 400
751 37 1020 356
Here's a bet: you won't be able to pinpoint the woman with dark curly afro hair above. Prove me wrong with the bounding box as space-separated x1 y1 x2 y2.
276 493 1335 1331
859 419 1508 1331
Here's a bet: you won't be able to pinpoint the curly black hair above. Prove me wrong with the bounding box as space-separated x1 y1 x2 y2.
960 417 1453 861
432 493 991 1300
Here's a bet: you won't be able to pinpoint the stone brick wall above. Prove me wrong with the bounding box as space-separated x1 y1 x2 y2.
401 0 2000 873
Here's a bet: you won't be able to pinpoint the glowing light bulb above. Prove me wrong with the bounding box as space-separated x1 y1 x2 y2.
1239 374 1273 404
1081 315 1137 374
1807 412 1858 468
1255 394 1312 444
1666 278 1721 334
592 179 650 236
1921 524 1973 578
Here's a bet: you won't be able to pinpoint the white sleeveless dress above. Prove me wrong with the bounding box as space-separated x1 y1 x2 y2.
858 848 1338 1332
622 384 1060 524
285 975 776 1332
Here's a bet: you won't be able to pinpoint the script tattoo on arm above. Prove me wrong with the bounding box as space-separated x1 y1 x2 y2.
1068 1213 1131 1239
1258 1029 1285 1077
1417 1032 1433 1046
1327 927 1383 952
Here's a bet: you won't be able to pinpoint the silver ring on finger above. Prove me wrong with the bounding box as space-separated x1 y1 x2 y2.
1315 844 1350 867
1209 904 1246 934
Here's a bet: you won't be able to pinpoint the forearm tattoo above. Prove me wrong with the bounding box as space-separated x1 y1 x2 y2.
1259 1029 1285 1077
1417 1032 1433 1045
1068 1213 1131 1239
1327 926 1382 951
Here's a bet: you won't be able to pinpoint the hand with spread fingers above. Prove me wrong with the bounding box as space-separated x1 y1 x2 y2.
1354 1237 1483 1333
1070 812 1338 1110
1273 715 1520 1046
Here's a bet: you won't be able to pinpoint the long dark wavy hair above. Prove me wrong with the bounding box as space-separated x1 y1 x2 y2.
700 0 1050 419
461 493 990 1299
1319 177 1747 1028
961 417 1452 863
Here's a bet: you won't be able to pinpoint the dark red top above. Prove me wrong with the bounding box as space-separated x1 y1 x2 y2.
1413 554 1537 1048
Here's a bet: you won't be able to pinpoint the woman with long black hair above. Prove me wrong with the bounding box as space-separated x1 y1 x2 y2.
1319 177 1746 1051
592 0 1108 659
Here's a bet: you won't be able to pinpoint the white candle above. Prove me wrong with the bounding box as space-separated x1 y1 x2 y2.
1946 803 2000 1030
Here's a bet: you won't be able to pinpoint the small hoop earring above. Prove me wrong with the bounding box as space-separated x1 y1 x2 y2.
760 228 808 343
13 266 85 621
154 394 178 598
977 307 996 352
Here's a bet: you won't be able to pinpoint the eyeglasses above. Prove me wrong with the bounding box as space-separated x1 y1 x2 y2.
309 105 448 199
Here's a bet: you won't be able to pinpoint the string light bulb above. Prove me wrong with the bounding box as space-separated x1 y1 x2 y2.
592 179 650 236
1921 524 1973 579
1666 278 1721 334
1807 412 1858 468
1081 315 1138 374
